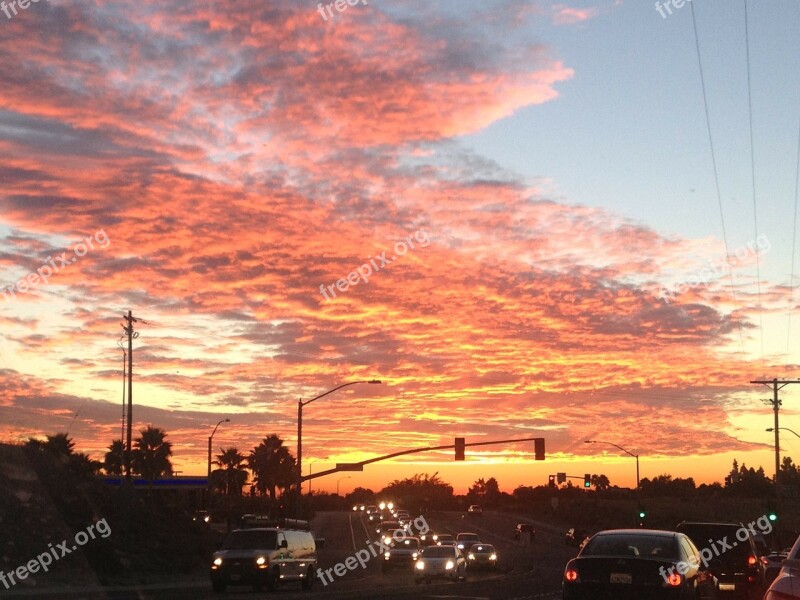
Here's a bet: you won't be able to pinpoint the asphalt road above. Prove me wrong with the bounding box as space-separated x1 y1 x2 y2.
8 510 576 600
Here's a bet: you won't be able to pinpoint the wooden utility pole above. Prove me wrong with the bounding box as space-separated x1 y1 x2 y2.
122 311 138 480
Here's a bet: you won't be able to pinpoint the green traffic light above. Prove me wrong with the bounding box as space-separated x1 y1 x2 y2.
768 512 777 521
638 511 646 518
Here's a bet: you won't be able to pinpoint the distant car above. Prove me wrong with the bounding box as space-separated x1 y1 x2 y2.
467 504 483 516
377 520 401 536
466 543 497 570
419 530 439 546
762 550 789 586
456 532 481 553
193 510 211 525
382 528 407 546
562 529 717 600
565 528 587 547
676 521 765 598
514 523 535 540
764 535 800 599
383 537 421 571
415 544 466 584
436 534 456 546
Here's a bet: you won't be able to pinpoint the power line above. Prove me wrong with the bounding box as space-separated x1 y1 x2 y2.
690 1 746 354
785 120 800 368
744 0 765 365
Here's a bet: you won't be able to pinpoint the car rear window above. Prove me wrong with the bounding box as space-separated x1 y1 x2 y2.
582 534 678 560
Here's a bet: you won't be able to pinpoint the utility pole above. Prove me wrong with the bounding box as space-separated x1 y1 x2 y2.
122 311 138 480
750 377 800 547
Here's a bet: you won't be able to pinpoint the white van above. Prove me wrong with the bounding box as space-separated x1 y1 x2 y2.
210 527 317 592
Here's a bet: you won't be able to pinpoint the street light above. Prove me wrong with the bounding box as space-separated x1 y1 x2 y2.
336 475 351 496
585 440 640 492
308 456 330 495
296 380 381 507
208 418 230 480
767 427 800 440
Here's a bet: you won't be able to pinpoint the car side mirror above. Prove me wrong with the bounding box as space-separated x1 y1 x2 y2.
280 539 288 549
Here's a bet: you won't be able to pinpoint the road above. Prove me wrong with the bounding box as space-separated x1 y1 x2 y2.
8 510 576 599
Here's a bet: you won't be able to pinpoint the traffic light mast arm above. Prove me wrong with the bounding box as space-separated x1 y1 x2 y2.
304 436 545 481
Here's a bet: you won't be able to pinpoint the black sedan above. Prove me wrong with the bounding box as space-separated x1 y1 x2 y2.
562 529 718 600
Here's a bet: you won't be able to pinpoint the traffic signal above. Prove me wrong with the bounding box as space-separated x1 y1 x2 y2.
557 472 566 484
548 474 556 488
638 504 646 525
766 500 777 522
534 438 545 461
584 474 591 488
768 511 777 522
455 437 465 461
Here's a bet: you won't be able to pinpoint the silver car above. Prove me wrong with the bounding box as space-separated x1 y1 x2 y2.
764 534 800 599
414 544 466 584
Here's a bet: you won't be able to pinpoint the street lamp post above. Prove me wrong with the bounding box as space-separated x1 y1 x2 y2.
296 380 381 514
208 418 230 480
336 475 351 496
585 440 640 492
308 457 329 495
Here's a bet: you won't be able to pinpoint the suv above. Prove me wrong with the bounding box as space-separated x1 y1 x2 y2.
210 528 317 593
676 521 765 599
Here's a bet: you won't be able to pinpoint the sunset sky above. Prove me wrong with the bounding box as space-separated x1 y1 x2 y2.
2 0 800 495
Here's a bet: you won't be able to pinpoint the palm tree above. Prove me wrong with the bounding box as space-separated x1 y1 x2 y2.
132 426 173 479
213 447 248 496
247 435 296 500
104 439 125 475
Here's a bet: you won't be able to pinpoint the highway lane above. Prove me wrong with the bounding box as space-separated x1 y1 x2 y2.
9 510 572 599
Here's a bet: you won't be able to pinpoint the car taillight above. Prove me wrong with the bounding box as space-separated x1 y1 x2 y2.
664 573 682 587
564 560 579 583
747 555 758 566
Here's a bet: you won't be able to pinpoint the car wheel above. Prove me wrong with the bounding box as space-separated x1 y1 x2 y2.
212 581 226 593
301 566 314 590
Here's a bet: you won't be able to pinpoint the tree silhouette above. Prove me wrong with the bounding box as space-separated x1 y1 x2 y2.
104 439 125 475
132 426 173 479
247 435 296 500
213 447 249 496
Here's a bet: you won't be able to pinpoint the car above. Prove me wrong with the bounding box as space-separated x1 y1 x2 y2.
436 534 456 546
566 527 588 547
514 523 535 540
763 535 800 599
466 543 498 570
562 529 718 600
762 550 788 586
396 511 411 525
382 528 407 546
209 527 317 593
383 536 422 571
467 504 483 516
377 520 401 536
415 544 467 584
193 510 211 525
456 532 481 553
419 530 439 546
676 521 765 598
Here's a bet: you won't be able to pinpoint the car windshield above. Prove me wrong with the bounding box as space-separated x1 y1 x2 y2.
437 535 454 541
221 530 278 550
470 545 494 553
459 534 479 541
582 534 678 560
423 546 455 558
391 538 420 549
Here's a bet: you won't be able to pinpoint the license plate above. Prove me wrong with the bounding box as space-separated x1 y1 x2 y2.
229 574 241 581
610 573 632 584
719 583 736 591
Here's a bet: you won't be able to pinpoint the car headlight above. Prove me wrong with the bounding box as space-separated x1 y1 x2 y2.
384 552 391 559
468 553 475 560
416 561 425 570
212 557 222 567
490 554 497 560
457 544 464 549
412 552 418 559
446 560 455 570
256 556 267 566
